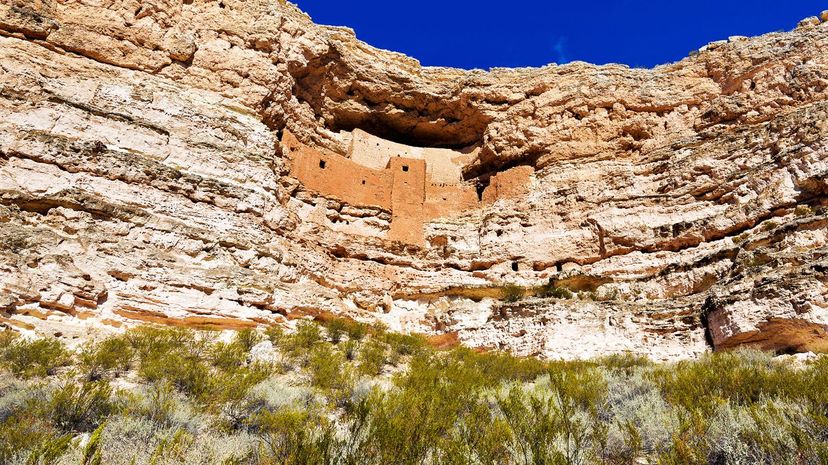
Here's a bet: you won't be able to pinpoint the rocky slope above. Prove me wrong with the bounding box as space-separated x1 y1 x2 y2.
2 1 828 359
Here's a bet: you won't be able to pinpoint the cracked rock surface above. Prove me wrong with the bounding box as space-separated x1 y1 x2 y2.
2 0 828 359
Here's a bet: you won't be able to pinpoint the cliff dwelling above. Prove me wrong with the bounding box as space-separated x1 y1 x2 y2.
283 129 534 245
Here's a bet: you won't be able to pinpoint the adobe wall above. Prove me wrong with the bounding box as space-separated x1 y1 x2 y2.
424 183 478 218
283 130 392 209
388 157 427 244
283 130 534 246
482 165 534 203
349 129 472 185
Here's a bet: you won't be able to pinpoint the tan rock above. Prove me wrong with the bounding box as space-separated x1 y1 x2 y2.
1 4 827 359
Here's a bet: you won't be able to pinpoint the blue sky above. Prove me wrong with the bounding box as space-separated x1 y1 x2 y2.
295 1 826 69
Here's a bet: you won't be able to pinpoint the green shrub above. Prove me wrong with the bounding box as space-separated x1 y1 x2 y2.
234 329 262 353
211 341 247 372
358 339 387 377
79 336 133 380
253 407 339 464
264 325 284 345
1 336 68 378
795 205 814 217
341 340 359 361
447 347 548 385
0 330 17 350
650 350 796 415
381 332 427 358
282 321 322 357
596 353 653 373
150 428 195 464
139 347 211 399
535 282 575 299
307 344 352 394
501 284 525 302
82 422 106 465
324 318 348 344
3 321 828 464
498 367 608 465
41 379 116 432
0 411 69 464
344 320 369 342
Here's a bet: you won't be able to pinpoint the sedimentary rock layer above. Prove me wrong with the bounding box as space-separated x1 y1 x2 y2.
1 1 828 359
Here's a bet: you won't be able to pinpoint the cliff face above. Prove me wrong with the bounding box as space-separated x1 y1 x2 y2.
2 1 828 360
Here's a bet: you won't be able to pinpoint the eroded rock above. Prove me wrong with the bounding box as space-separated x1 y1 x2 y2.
1 2 828 359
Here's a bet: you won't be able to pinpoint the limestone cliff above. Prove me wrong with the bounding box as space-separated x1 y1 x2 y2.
2 0 828 360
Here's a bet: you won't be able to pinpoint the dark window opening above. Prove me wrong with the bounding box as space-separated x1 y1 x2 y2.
402 165 409 172
511 262 519 272
361 180 366 185
319 160 326 169
476 183 486 201
555 263 563 272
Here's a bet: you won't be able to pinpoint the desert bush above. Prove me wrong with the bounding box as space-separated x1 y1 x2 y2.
437 396 514 465
306 343 342 391
324 318 348 344
0 410 70 464
211 340 247 372
141 350 212 399
340 340 359 362
248 378 317 412
214 364 273 427
98 415 158 464
357 339 387 377
535 282 575 299
498 367 608 465
126 381 205 432
447 347 548 385
282 321 322 358
81 422 106 465
1 336 68 378
650 349 797 415
601 369 677 459
79 335 133 380
0 330 18 350
40 379 117 432
343 319 369 342
500 283 525 302
264 325 284 346
2 321 828 464
795 205 814 217
380 332 427 359
253 407 339 465
234 329 262 353
149 428 195 464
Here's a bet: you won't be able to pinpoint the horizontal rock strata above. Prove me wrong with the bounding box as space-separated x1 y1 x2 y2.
2 1 828 359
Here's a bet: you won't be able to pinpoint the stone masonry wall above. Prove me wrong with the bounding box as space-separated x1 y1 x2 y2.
285 130 532 245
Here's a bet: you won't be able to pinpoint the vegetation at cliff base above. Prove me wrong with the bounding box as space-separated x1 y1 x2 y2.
1 321 827 464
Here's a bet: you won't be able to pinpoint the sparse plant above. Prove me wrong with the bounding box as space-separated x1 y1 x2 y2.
1 336 68 378
79 335 134 380
501 283 525 303
795 205 813 217
358 339 387 376
536 281 575 299
41 379 116 432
